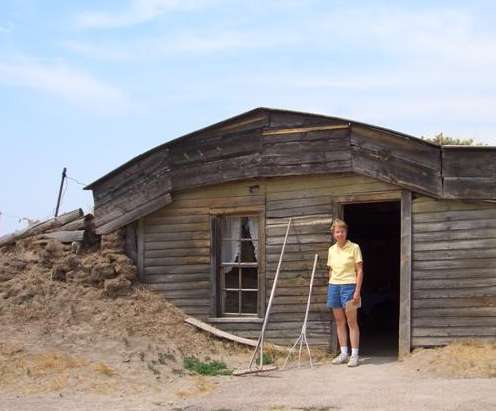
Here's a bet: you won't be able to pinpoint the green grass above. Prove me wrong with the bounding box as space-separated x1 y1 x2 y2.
183 356 232 376
260 352 273 365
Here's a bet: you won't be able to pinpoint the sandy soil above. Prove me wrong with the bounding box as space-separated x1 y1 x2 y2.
1 355 495 411
1 234 495 410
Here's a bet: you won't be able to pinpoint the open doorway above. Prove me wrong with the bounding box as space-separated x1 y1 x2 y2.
343 201 401 356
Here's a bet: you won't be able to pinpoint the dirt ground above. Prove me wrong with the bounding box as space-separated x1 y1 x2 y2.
1 354 495 411
1 235 495 410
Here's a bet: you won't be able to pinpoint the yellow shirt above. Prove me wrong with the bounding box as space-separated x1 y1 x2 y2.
327 240 363 284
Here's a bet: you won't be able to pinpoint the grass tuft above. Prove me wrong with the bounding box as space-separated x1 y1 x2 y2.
183 356 231 376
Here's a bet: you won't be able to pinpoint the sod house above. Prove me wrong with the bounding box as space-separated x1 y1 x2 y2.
85 108 496 357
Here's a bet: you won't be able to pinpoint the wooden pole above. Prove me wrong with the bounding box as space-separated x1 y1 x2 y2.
55 167 67 217
248 217 292 370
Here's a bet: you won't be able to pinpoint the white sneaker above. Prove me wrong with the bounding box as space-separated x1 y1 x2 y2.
332 352 349 364
347 355 359 367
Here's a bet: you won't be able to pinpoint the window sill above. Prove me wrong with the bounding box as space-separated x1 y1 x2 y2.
208 317 264 324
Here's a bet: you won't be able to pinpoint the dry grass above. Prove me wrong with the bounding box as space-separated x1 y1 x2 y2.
0 238 249 397
403 340 496 378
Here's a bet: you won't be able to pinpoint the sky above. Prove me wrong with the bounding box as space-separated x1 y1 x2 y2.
1 0 496 235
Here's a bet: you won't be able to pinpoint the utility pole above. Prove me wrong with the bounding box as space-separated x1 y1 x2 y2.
55 167 67 217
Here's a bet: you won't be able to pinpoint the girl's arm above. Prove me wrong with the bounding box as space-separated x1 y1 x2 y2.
353 262 363 304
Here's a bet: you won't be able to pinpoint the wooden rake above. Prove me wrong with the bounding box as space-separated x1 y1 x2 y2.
233 217 293 376
282 253 319 369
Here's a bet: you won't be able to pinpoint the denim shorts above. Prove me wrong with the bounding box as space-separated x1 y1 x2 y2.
327 283 356 309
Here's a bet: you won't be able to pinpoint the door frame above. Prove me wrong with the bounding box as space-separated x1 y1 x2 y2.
331 190 412 358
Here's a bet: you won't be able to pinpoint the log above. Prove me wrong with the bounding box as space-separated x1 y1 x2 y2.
57 216 86 231
185 317 286 351
0 209 83 247
38 230 85 243
185 317 258 347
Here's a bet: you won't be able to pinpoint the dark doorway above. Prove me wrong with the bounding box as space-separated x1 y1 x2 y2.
343 201 401 356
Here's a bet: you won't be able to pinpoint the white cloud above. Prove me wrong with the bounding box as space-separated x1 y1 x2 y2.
76 0 214 29
64 27 296 60
0 23 12 33
0 59 130 113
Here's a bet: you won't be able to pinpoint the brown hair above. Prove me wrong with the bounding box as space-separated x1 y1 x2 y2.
330 218 348 233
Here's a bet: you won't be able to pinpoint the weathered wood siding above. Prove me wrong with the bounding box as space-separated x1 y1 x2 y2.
412 196 496 347
442 147 496 199
93 149 172 235
88 108 496 236
263 174 400 346
140 173 400 347
141 181 265 318
350 125 442 197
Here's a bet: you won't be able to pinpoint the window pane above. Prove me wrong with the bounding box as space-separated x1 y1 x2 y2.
246 216 259 240
221 240 240 264
241 267 258 289
221 216 241 263
224 266 239 289
241 291 257 314
224 291 239 314
240 239 257 263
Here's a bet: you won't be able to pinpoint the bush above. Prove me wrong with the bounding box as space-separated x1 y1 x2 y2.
183 357 231 376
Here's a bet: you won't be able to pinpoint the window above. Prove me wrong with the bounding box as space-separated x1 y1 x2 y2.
218 216 259 316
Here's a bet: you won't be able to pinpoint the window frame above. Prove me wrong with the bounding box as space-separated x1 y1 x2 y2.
209 207 265 320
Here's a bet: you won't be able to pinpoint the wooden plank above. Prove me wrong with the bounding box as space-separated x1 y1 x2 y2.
444 177 496 199
352 146 442 197
351 125 440 171
414 248 496 261
145 240 210 250
412 197 493 214
164 195 265 209
413 286 496 299
413 208 496 224
413 268 496 280
413 336 496 347
144 265 210 275
412 297 496 309
96 192 172 235
0 209 84 247
144 222 210 234
399 190 412 357
144 256 211 267
413 227 496 242
413 306 496 317
143 231 210 242
185 317 259 347
210 215 220 317
262 124 349 136
412 317 496 327
141 273 209 284
442 146 496 177
414 278 496 290
146 281 210 291
137 219 144 281
144 248 210 258
413 258 496 270
38 230 85 243
144 215 208 225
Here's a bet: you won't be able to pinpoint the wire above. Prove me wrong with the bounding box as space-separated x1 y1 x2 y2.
66 175 88 187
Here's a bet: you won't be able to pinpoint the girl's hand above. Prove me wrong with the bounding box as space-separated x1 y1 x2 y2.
352 291 361 305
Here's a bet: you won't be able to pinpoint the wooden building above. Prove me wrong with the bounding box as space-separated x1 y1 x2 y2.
85 108 496 357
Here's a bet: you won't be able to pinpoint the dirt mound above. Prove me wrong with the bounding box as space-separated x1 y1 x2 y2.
401 341 496 378
0 235 248 397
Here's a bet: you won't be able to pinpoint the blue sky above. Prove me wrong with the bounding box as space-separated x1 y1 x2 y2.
1 0 496 234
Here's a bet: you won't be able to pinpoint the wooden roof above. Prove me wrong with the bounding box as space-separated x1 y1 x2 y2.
85 107 496 234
